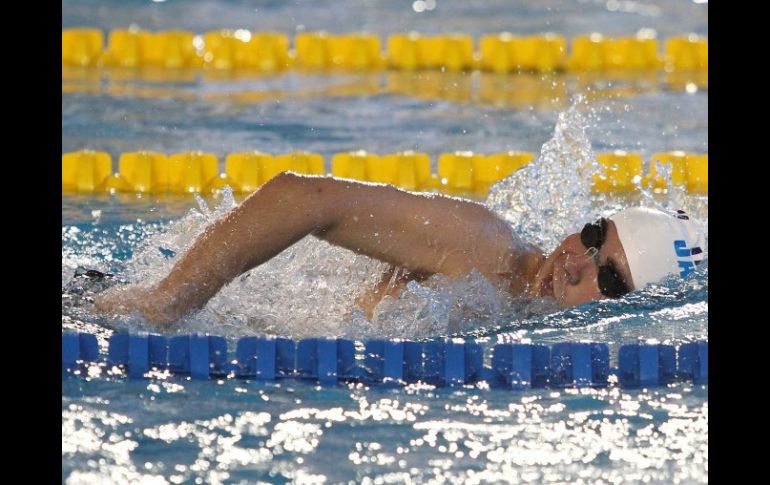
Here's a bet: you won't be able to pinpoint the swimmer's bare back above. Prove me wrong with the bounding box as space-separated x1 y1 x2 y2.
94 172 545 326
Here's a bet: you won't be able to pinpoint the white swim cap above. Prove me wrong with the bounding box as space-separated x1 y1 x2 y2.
609 207 706 290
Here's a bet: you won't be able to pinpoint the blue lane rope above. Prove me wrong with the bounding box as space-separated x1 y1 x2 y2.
62 332 708 388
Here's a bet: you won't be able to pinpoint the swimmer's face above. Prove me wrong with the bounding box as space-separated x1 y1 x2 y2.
529 219 634 307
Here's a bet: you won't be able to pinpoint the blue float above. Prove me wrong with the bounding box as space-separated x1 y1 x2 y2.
236 336 296 380
382 340 406 384
491 343 550 389
148 335 168 368
62 332 99 370
550 342 609 388
169 335 229 380
618 343 676 387
296 338 357 384
678 341 708 384
189 335 210 380
420 340 446 385
107 333 168 378
444 339 484 386
364 339 422 385
365 339 483 386
128 335 149 378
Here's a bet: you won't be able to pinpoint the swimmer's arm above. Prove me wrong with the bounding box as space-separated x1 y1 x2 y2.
96 173 541 325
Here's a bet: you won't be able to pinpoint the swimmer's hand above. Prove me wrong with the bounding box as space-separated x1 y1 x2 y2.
93 285 181 328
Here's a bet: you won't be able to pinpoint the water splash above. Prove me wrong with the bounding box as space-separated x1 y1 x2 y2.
486 95 707 255
64 97 707 341
486 94 602 252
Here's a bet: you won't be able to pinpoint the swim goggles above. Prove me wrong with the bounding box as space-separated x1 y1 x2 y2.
580 218 632 298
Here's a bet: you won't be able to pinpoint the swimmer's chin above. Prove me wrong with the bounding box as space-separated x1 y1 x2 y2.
524 274 572 310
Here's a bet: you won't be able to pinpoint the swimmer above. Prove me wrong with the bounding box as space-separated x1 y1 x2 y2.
94 172 706 327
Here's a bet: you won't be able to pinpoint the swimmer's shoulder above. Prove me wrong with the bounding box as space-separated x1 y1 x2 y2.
505 243 545 296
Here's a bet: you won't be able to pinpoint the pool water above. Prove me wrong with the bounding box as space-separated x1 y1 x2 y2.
63 0 708 483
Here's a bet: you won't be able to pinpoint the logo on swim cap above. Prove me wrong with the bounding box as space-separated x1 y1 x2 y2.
674 240 704 278
609 207 707 290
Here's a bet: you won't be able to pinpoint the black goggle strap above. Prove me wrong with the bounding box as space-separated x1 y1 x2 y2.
580 218 608 250
597 262 631 298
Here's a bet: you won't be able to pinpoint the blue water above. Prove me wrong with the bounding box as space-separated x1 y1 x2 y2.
62 0 708 483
